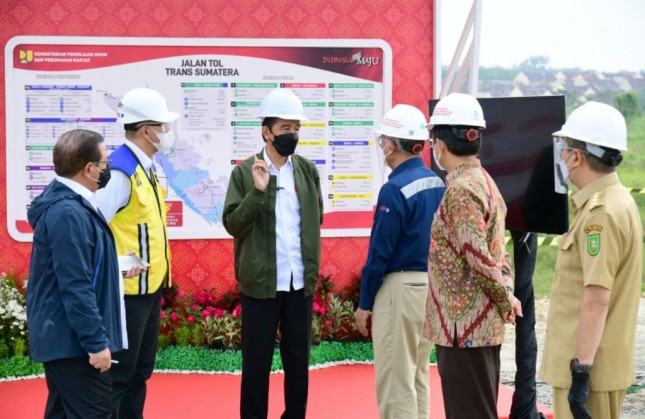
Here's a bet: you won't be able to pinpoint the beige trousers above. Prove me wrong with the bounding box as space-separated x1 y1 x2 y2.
553 386 626 419
372 271 433 419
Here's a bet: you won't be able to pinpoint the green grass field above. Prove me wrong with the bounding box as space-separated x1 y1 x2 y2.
511 113 645 298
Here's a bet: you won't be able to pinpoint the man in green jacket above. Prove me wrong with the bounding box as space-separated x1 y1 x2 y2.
223 88 323 419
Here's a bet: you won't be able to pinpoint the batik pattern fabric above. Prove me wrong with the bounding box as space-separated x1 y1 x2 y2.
425 161 513 348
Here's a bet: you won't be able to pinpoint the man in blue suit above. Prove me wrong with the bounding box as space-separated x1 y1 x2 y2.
27 129 124 419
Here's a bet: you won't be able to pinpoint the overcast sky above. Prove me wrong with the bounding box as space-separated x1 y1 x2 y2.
439 0 645 73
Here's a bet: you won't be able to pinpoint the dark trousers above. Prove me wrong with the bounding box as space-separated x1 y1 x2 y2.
44 356 112 419
240 290 313 419
436 344 501 419
111 290 162 419
510 231 541 419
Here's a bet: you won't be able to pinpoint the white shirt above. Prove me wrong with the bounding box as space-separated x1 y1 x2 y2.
56 175 128 348
263 148 305 292
96 140 155 224
56 176 97 209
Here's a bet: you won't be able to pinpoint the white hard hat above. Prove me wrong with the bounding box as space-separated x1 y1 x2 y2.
552 101 627 151
375 104 429 140
427 93 486 128
257 88 309 121
117 87 179 124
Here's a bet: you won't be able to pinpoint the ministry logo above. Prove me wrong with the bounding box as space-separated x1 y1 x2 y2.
19 50 34 64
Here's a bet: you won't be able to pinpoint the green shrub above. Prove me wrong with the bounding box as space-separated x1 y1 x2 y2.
0 355 44 378
157 334 171 351
0 272 28 358
203 312 241 349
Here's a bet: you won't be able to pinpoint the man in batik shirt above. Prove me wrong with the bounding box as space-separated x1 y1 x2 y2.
424 93 522 419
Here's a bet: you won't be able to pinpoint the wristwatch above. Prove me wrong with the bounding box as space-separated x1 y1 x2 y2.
570 358 593 374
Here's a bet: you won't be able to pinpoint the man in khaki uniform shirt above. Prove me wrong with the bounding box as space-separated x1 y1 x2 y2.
540 101 642 419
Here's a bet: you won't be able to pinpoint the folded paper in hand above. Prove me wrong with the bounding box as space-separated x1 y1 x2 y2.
118 254 150 271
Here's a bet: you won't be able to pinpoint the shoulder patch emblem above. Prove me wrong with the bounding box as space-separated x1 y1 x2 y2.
587 233 600 256
584 224 603 234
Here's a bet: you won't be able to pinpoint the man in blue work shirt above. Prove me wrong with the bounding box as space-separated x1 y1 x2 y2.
355 104 445 419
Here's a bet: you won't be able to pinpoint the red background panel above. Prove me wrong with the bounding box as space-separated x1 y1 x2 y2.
0 0 435 297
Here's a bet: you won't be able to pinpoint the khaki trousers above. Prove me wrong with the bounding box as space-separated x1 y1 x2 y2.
372 271 432 419
553 386 626 419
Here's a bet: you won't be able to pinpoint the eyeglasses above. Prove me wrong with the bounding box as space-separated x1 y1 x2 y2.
92 159 111 170
138 122 171 133
555 142 576 155
378 135 393 147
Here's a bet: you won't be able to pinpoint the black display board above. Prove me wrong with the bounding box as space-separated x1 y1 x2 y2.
429 95 568 234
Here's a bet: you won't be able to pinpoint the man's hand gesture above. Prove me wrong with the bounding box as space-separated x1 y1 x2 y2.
252 155 270 192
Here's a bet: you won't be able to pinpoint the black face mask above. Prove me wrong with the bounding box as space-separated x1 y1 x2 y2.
271 132 299 157
96 164 111 189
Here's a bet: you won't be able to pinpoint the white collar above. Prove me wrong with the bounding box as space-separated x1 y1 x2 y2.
124 139 154 171
263 147 292 171
55 176 96 208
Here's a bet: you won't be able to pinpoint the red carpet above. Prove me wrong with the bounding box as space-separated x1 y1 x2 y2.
0 365 553 418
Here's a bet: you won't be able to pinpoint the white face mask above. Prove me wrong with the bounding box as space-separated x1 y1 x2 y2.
432 143 445 172
149 131 176 153
383 142 393 166
375 136 392 179
378 136 394 169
